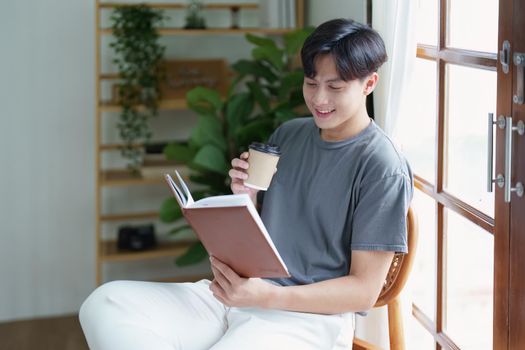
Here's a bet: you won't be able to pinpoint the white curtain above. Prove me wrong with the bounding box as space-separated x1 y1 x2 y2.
353 0 418 348
371 0 417 137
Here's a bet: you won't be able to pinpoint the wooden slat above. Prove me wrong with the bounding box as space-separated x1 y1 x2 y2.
352 337 382 350
509 0 525 348
100 239 196 262
100 27 295 35
99 142 143 151
99 2 258 10
95 0 103 286
417 46 497 70
414 176 495 234
412 304 462 350
100 211 159 222
99 140 175 151
99 98 187 112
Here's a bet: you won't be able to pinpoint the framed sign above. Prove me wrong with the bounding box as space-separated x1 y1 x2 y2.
160 59 230 99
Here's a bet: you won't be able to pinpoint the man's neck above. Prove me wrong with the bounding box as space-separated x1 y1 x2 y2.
320 110 371 142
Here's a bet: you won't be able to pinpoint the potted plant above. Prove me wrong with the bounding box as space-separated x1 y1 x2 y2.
159 28 314 266
110 5 166 170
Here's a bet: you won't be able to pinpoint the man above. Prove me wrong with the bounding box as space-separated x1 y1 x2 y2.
80 18 413 350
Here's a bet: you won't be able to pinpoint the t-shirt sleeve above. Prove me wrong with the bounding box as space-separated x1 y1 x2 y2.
350 173 413 253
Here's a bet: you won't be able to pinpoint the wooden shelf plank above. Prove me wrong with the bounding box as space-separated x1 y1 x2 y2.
99 98 187 112
100 27 295 36
100 239 196 262
99 2 258 10
100 167 188 187
99 140 177 151
99 142 144 151
101 211 159 221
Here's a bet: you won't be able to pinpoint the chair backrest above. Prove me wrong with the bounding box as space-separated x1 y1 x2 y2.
374 206 419 308
352 206 419 350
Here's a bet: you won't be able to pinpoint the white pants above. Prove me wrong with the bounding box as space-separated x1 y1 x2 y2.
79 279 354 350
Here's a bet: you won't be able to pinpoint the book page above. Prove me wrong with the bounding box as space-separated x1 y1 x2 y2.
175 170 194 206
189 194 252 208
165 174 187 208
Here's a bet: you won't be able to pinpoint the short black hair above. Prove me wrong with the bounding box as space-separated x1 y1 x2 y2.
301 18 388 81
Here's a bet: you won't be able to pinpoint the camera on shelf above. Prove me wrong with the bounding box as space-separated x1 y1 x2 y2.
117 224 157 251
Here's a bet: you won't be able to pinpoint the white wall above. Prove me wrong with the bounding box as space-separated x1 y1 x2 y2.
0 0 96 321
306 0 366 26
0 0 366 322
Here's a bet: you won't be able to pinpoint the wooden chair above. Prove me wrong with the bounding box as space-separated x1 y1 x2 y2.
352 206 419 350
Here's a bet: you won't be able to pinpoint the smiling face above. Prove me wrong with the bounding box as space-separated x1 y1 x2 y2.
303 54 378 141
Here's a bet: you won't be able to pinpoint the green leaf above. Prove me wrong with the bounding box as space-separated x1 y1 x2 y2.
190 115 227 151
278 71 304 100
231 60 278 83
189 174 229 194
245 33 278 48
175 242 208 266
235 118 274 145
252 46 285 71
274 105 297 123
186 87 223 115
247 81 270 113
164 142 196 163
192 144 229 175
225 92 254 136
283 27 314 55
168 225 191 236
159 197 183 223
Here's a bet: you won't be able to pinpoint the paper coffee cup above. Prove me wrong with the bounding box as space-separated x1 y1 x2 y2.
245 143 281 191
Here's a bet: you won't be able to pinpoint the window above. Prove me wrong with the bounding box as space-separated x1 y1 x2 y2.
394 1 498 348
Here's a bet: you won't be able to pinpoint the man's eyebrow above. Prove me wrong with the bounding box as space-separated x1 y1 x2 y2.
304 77 343 83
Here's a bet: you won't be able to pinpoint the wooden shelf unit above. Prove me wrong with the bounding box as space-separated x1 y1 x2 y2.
95 0 304 285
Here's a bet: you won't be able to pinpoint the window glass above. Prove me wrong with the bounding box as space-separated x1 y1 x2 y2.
416 0 438 46
445 64 496 217
410 190 437 320
445 209 493 349
448 0 498 53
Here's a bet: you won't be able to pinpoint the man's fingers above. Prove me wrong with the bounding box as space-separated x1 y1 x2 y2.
231 158 249 170
211 263 231 290
211 257 240 284
228 168 248 180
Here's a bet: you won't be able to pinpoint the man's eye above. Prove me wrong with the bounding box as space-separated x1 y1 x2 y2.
306 82 317 87
329 86 343 90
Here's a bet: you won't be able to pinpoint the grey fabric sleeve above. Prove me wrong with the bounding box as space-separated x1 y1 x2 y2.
350 173 412 253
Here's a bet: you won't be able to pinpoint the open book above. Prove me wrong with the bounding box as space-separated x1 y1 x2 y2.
164 171 290 278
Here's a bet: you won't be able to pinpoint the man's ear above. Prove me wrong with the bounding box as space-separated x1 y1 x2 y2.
363 73 379 96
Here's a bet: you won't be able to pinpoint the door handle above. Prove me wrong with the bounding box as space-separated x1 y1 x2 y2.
503 116 524 202
500 40 510 74
514 53 525 104
487 113 505 192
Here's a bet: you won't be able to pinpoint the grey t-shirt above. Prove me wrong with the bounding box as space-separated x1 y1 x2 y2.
258 117 413 286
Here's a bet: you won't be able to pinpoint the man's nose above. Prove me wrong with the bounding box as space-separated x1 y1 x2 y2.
312 88 329 105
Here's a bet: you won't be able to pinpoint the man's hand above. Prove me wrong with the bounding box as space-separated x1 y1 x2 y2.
229 152 259 204
209 256 276 308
